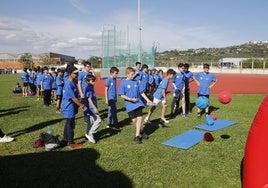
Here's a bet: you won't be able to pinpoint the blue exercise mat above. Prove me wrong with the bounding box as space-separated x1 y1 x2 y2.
195 119 236 131
162 129 205 150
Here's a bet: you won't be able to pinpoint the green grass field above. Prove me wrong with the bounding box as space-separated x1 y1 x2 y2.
0 74 264 187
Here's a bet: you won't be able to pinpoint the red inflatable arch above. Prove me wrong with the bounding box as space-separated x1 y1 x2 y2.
243 95 268 188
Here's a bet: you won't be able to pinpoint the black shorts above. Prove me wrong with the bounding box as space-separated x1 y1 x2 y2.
197 93 209 98
128 106 144 119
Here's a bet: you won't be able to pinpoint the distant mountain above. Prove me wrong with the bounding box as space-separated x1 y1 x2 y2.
155 41 268 66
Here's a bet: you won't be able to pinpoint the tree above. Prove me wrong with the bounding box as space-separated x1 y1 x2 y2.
18 53 34 69
39 53 51 66
87 56 102 68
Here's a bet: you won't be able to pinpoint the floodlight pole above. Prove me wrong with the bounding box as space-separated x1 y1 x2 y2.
138 0 141 62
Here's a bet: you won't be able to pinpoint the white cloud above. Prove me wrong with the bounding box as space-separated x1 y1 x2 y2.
0 15 103 58
0 8 244 59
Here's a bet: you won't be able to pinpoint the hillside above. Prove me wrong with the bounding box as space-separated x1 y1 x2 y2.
155 41 268 66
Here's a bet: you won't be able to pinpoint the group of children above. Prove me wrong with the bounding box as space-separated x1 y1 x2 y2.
116 62 217 144
16 61 216 147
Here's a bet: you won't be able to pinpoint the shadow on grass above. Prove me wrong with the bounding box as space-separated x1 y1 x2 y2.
143 120 160 135
99 107 127 121
209 105 220 113
0 148 133 188
0 105 30 118
9 118 64 138
118 117 131 128
95 128 120 141
75 128 120 144
0 105 30 113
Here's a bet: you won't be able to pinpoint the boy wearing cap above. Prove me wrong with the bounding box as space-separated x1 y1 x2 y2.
61 66 87 148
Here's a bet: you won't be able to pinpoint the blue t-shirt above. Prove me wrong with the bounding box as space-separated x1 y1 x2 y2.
118 79 145 112
61 79 79 118
194 72 216 95
32 72 37 86
133 69 142 81
149 74 154 86
153 77 169 100
63 72 69 82
172 72 185 93
84 84 98 116
36 72 42 86
56 76 64 96
41 73 53 90
29 71 35 84
51 72 57 89
78 70 93 94
153 74 160 87
105 77 117 101
139 71 149 93
184 70 194 89
21 71 29 83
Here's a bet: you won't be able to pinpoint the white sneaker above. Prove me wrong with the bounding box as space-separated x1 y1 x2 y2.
0 135 14 142
85 133 96 144
160 118 169 124
144 117 151 124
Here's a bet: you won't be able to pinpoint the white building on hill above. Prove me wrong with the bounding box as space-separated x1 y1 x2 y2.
218 58 247 68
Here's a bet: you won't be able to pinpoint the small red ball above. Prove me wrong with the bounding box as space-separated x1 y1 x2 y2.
218 91 232 104
210 113 217 120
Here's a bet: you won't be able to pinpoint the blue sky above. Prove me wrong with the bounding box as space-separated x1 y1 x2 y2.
0 0 268 59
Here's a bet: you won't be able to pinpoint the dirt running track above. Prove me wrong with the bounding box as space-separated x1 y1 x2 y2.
94 73 268 96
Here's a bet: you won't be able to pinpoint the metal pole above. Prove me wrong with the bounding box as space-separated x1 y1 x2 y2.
138 0 141 62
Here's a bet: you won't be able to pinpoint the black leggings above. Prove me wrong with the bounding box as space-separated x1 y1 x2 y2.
43 89 52 106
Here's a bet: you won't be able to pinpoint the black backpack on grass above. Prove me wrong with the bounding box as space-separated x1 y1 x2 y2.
40 132 60 145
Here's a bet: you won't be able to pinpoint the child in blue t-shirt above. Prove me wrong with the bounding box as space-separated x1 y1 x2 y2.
118 67 147 144
183 63 194 115
20 67 29 97
36 66 43 100
193 64 217 119
40 66 53 107
77 61 94 99
138 64 155 106
77 61 94 123
84 75 101 144
61 66 87 148
50 67 57 103
105 67 120 131
55 68 64 113
13 83 22 93
170 63 186 118
144 69 176 125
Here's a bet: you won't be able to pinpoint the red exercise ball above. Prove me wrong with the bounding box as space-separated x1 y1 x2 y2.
218 91 232 104
210 113 217 120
